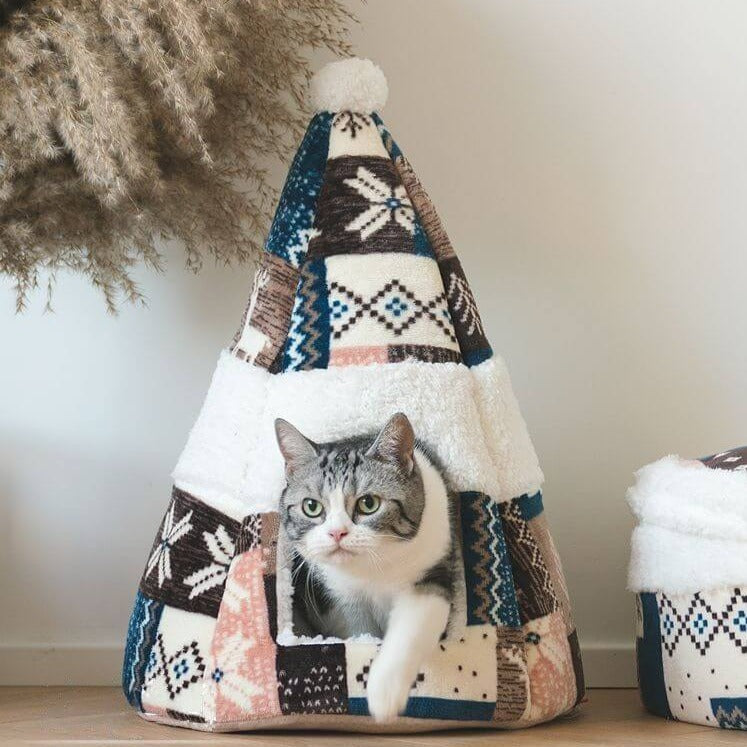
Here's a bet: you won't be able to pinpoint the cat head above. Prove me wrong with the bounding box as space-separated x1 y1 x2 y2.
275 413 425 575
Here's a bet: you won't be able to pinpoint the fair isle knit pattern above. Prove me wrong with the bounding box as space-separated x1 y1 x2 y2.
460 492 521 628
630 444 747 731
123 592 164 710
124 59 582 733
266 113 332 268
282 258 330 371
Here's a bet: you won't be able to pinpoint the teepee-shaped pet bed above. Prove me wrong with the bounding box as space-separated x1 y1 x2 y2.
123 58 584 733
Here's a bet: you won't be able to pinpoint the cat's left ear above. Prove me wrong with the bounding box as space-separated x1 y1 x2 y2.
366 412 415 476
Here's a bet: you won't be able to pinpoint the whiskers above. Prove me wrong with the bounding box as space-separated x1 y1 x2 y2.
291 550 325 626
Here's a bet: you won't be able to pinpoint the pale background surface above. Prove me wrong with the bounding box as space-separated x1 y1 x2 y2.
3 0 747 685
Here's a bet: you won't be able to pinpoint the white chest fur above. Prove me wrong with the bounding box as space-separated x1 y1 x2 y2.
320 451 451 622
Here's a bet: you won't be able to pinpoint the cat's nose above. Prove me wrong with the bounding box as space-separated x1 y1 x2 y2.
328 528 348 544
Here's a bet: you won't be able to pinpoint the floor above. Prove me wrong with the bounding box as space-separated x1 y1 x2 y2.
0 688 743 745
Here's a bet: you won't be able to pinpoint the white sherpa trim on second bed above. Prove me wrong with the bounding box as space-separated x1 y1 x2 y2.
629 524 747 595
627 455 747 594
173 352 543 517
628 455 747 541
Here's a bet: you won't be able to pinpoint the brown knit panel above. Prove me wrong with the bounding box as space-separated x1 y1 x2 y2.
231 253 299 369
494 626 529 722
308 156 417 258
394 155 456 261
500 500 559 624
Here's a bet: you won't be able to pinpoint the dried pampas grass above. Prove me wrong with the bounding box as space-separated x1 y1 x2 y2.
0 0 354 310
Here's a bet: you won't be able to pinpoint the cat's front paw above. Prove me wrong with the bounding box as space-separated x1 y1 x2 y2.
366 660 412 723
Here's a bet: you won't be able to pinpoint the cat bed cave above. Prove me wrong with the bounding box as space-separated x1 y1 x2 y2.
123 57 584 733
628 447 747 731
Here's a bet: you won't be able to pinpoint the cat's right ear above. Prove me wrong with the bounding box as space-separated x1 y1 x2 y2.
274 419 318 476
366 412 415 476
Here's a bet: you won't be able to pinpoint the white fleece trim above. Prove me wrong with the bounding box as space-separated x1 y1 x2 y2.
627 455 747 593
628 524 747 594
173 352 543 516
310 58 388 114
276 629 382 646
472 357 544 501
171 354 268 522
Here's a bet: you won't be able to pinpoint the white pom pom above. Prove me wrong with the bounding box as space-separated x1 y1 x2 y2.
310 58 388 113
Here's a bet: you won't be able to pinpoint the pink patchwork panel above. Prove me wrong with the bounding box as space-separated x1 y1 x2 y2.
204 549 280 723
523 610 577 724
328 346 389 366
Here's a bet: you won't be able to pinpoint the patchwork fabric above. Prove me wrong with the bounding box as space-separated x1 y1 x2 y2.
372 113 403 160
276 644 348 715
231 253 299 369
123 591 164 709
266 113 331 267
140 488 241 618
346 628 499 722
307 156 433 259
328 111 390 159
282 258 330 371
325 253 459 355
140 605 216 718
328 346 389 367
460 492 521 628
204 548 280 723
125 64 582 731
712 698 747 729
393 154 455 262
567 630 585 708
237 514 262 554
387 344 462 364
639 588 747 729
442 270 490 368
516 491 544 521
523 610 577 724
494 626 529 722
527 508 574 634
657 589 747 657
345 640 381 708
165 709 205 724
636 592 673 719
500 496 559 624
328 344 462 367
261 513 281 573
388 148 493 367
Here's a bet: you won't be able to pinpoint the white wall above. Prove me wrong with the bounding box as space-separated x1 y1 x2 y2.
3 0 747 686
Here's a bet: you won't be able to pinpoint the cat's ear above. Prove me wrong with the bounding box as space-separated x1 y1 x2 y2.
366 412 415 476
274 419 318 475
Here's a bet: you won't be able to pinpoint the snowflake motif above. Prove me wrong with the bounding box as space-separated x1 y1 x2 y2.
207 633 264 708
287 227 320 267
447 273 484 336
343 166 415 240
145 501 194 588
333 111 372 138
183 525 236 599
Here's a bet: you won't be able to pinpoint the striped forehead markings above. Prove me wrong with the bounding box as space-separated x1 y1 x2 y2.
319 447 364 492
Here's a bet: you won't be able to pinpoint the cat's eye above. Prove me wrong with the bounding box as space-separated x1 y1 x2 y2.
301 498 323 518
356 494 381 515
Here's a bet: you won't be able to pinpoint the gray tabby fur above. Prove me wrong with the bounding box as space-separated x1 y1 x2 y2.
275 413 463 639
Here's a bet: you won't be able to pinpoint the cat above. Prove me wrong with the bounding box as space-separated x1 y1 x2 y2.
274 412 459 723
